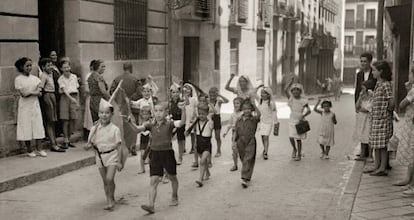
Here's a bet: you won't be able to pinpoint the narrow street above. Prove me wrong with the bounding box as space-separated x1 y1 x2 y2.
0 95 357 220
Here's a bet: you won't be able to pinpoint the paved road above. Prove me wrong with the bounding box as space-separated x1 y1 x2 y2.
0 95 357 220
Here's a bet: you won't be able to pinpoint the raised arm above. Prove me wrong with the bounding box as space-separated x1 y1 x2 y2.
284 79 294 99
302 104 311 120
218 94 229 104
225 74 237 94
313 99 323 114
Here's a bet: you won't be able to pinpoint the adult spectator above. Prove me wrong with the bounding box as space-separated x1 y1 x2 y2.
355 53 376 103
14 57 46 157
88 59 110 122
109 62 142 101
39 58 66 152
366 61 394 176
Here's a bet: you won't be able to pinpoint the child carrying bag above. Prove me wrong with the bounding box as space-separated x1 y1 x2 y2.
296 120 310 135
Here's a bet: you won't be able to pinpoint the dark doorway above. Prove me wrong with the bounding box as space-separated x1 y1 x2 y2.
183 37 200 85
38 0 65 58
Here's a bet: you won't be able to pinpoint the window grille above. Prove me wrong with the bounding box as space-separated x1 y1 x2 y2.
114 0 147 60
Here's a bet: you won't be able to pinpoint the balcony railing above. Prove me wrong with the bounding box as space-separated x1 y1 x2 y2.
344 20 376 29
344 44 377 56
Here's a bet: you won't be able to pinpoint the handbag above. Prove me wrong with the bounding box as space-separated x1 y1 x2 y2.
273 122 280 136
295 120 310 135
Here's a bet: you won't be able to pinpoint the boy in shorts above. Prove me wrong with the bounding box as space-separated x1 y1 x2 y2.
128 102 186 214
58 60 80 148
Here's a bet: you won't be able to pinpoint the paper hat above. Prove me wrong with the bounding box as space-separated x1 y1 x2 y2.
170 82 180 91
99 98 113 111
262 87 273 96
143 83 152 90
290 83 303 92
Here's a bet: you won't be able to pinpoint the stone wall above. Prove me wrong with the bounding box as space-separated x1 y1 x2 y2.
0 0 40 157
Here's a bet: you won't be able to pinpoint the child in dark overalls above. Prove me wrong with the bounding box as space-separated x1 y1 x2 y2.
190 103 214 187
234 99 261 188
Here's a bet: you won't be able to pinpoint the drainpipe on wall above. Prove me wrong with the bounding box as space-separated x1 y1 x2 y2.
165 4 171 101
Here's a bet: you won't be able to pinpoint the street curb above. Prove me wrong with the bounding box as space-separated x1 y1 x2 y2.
0 156 95 193
334 160 365 220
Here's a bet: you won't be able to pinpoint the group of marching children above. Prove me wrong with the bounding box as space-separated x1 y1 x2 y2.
85 73 338 213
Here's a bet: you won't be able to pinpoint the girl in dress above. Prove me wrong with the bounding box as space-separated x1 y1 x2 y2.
257 86 278 160
85 99 122 211
314 99 337 159
354 80 375 161
284 79 311 161
137 106 152 174
208 87 229 157
392 68 414 188
169 84 186 165
223 97 244 171
14 57 46 157
182 83 199 168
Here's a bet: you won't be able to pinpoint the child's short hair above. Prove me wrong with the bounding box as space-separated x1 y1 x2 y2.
39 57 53 68
233 97 244 104
197 103 209 113
140 105 151 114
321 100 332 107
242 99 254 109
209 87 219 93
154 102 168 111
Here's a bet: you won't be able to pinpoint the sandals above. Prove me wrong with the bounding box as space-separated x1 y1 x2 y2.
263 152 268 160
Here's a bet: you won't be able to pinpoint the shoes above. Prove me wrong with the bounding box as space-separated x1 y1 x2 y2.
363 167 376 173
324 155 330 160
191 162 199 168
215 152 221 158
27 152 37 158
294 155 301 161
50 146 65 152
354 157 366 161
393 180 409 186
320 153 325 159
67 142 76 148
189 149 194 154
292 151 297 159
263 152 268 160
141 205 155 214
177 159 182 165
241 179 249 188
208 162 212 168
195 180 203 187
37 150 47 157
59 144 68 150
169 197 179 206
403 186 414 195
230 166 238 172
369 171 388 176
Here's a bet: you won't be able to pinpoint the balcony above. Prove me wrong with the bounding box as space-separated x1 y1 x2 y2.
344 44 376 56
345 20 355 29
257 0 272 29
172 0 212 21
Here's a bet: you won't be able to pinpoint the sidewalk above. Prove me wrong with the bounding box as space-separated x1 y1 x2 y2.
0 133 94 193
350 162 414 220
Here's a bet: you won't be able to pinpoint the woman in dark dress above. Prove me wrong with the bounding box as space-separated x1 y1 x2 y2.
88 59 110 122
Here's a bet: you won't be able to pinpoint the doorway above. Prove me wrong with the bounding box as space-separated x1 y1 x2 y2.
38 0 65 58
183 37 200 85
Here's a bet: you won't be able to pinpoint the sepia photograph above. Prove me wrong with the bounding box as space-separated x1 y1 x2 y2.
0 0 414 219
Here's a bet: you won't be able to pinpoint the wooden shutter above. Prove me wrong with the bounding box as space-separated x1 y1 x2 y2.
264 0 272 27
238 0 248 23
195 0 211 20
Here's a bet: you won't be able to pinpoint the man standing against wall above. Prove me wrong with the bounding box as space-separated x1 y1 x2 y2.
355 53 376 103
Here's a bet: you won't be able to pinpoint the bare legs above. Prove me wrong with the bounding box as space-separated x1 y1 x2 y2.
214 129 222 157
262 135 269 159
177 140 185 165
196 151 210 187
142 173 179 213
99 165 117 210
289 138 302 160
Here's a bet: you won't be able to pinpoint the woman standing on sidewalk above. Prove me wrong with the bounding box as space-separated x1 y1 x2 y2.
14 57 46 157
88 60 110 122
366 61 394 176
392 68 414 188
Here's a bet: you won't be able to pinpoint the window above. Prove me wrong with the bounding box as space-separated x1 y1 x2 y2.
366 9 376 28
114 0 147 60
257 40 265 81
364 35 376 53
345 9 355 29
344 36 354 55
230 39 239 76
